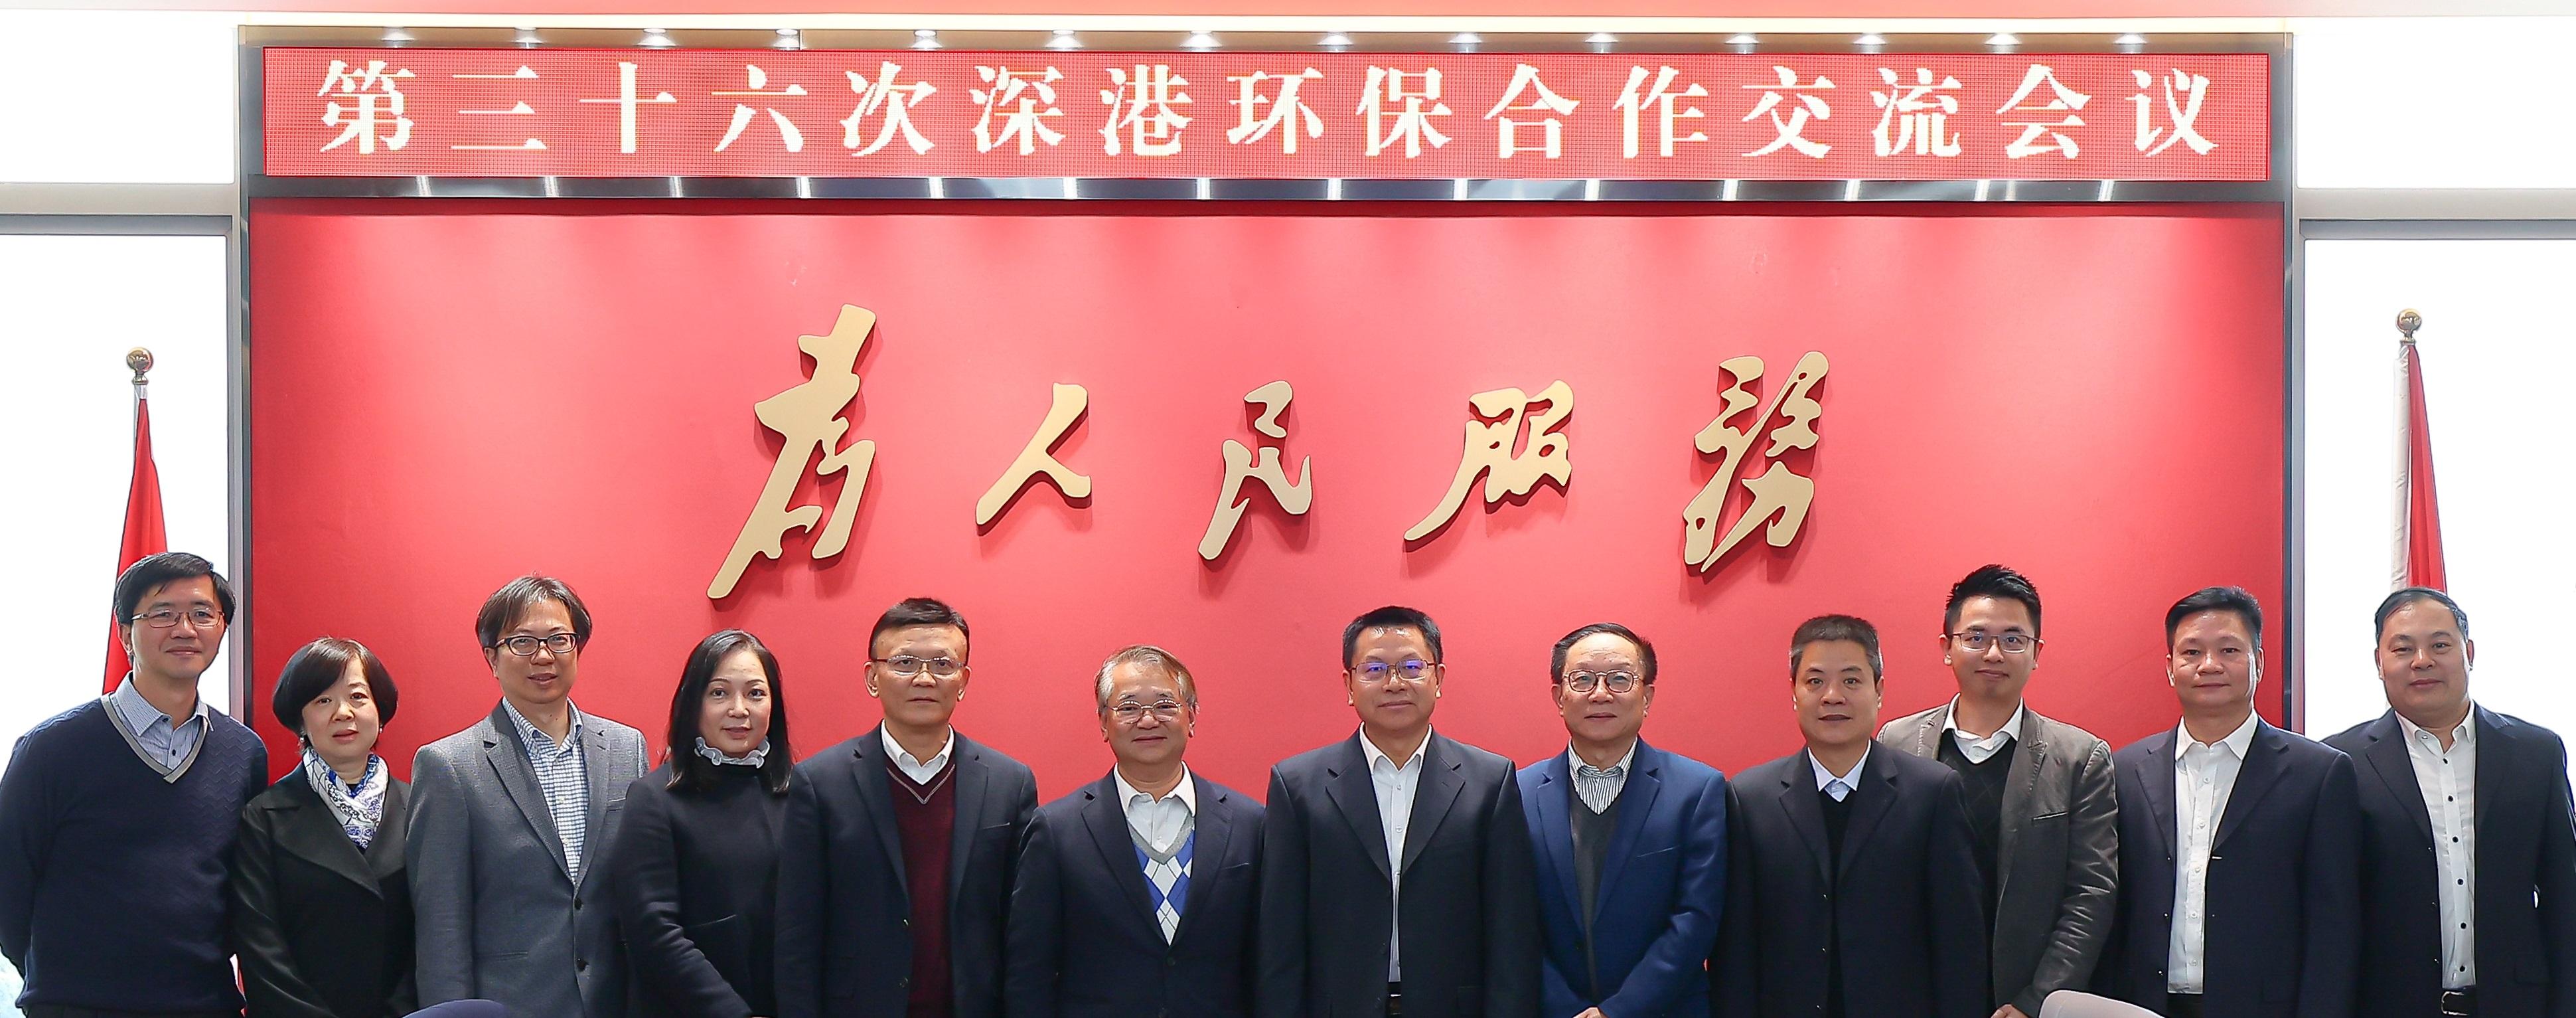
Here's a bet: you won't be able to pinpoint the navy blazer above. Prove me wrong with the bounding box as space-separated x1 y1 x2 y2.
2326 707 2576 1018
1005 770 1265 1018
2099 719 2361 1018
1257 730 1543 1018
1711 744 1986 1018
1517 740 1726 1018
772 727 1039 1018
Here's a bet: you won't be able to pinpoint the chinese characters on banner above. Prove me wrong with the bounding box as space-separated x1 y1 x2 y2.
268 49 2267 182
710 306 1831 598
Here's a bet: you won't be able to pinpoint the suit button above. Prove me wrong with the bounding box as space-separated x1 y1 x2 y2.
900 977 911 989
902 918 911 928
573 896 583 910
1166 957 1177 968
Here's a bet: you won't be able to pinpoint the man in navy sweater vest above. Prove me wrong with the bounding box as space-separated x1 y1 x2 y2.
0 552 269 1018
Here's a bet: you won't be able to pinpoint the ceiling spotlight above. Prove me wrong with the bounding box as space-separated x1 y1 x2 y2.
513 27 540 45
913 28 941 49
1183 30 1219 48
1726 33 1759 46
640 28 674 47
1047 28 1081 49
2114 32 2149 48
1854 33 1886 47
777 27 799 37
1585 31 1618 43
1449 31 1481 48
381 27 414 43
1320 31 1353 48
1986 32 2019 46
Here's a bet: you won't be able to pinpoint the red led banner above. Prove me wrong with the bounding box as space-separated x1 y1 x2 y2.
264 48 2269 181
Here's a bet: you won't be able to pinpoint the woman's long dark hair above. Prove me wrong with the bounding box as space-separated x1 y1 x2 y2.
665 629 792 795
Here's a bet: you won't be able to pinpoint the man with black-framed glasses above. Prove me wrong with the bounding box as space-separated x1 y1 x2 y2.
1258 604 1540 1018
1518 622 1730 1018
409 573 648 1018
1880 564 2119 1018
776 596 1037 1018
1006 645 1266 1017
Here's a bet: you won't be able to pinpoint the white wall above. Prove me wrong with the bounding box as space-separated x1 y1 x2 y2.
2302 238 2576 740
0 12 236 185
0 234 234 774
2294 17 2576 190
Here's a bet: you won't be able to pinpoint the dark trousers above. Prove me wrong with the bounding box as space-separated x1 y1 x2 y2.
2165 993 2205 1018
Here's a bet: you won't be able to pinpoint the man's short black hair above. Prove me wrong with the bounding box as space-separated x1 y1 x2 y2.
2376 586 2470 642
1791 614 1884 681
871 597 970 659
112 551 236 628
1550 622 1657 686
1945 564 2042 638
1342 606 1442 668
2164 586 2264 649
271 637 399 738
475 574 593 650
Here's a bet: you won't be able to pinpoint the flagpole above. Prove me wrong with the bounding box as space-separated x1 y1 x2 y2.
127 347 153 401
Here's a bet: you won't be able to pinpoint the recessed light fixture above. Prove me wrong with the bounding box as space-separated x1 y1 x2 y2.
1855 33 1886 47
774 28 801 48
513 27 540 46
1047 28 1081 49
1987 32 2019 47
1321 31 1354 48
382 27 414 43
1726 33 1759 46
1449 31 1482 48
2115 32 2149 48
913 29 942 50
641 28 674 48
1183 30 1219 48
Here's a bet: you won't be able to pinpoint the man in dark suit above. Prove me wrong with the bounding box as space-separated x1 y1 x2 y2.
1880 565 2119 1018
1258 605 1541 1018
1713 614 1986 1018
2325 587 2576 1018
2101 586 2360 1018
1008 645 1265 1017
774 597 1039 1018
1519 622 1727 1018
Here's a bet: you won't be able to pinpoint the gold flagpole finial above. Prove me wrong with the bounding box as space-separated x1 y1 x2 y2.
2396 309 2423 343
125 348 154 386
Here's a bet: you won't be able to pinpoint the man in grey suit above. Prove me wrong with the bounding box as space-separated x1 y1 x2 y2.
1881 564 2118 1018
409 574 648 1018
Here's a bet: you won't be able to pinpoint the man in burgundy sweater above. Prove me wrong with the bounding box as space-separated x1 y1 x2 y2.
775 597 1038 1018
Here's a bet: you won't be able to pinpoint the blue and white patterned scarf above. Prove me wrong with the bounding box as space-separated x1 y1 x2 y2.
302 750 388 849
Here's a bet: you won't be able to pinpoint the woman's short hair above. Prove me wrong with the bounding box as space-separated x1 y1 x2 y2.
270 637 398 738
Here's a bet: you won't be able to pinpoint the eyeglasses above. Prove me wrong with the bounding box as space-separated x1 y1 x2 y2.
1351 659 1438 684
1562 670 1641 693
874 655 966 678
496 633 579 657
131 607 224 630
1109 700 1186 722
1949 632 2040 654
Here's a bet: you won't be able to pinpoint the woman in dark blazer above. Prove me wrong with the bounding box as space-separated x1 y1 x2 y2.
607 629 796 1018
230 637 415 1018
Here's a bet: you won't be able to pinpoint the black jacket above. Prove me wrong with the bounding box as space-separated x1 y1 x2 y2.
1006 770 1265 1018
1711 744 1987 1018
2099 719 2361 1018
1256 730 1541 1018
2327 707 2576 1018
607 762 789 1018
773 728 1038 1018
229 770 415 1018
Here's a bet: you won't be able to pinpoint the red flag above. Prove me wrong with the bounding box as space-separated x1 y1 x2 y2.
2395 339 2447 591
106 398 167 692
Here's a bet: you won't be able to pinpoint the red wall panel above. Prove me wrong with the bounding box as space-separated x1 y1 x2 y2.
246 198 2285 800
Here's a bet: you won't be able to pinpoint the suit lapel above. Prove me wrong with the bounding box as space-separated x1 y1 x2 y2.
1595 742 1662 910
2472 706 2506 865
1995 710 2048 902
1170 782 1233 950
2213 721 2290 851
575 718 619 893
1079 776 1162 940
1401 735 1467 875
1530 754 1582 926
1778 753 1833 885
2140 730 2178 861
948 736 992 905
852 730 909 893
1326 736 1394 885
271 776 386 896
1838 746 1898 877
368 780 410 880
481 707 572 883
2360 712 2435 843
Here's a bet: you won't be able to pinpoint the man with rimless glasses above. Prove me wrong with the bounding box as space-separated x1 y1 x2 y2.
775 596 1037 1018
410 573 650 1018
1258 605 1540 1018
1880 565 2119 1018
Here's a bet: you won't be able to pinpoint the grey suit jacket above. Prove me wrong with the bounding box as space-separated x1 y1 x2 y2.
408 702 648 1018
1882 703 2119 1016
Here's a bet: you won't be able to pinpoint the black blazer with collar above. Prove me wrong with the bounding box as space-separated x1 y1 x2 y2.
229 770 416 1018
2325 706 2576 1018
1256 730 1542 1018
1710 743 1987 1018
1005 770 1266 1018
605 761 789 1018
773 726 1039 1018
2099 718 2361 1018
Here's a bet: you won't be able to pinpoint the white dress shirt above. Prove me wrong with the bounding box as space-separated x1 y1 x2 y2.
1810 744 1871 801
2399 708 2479 988
1943 698 2026 766
882 725 956 785
2168 712 2259 993
1114 765 1199 857
1361 726 1430 982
